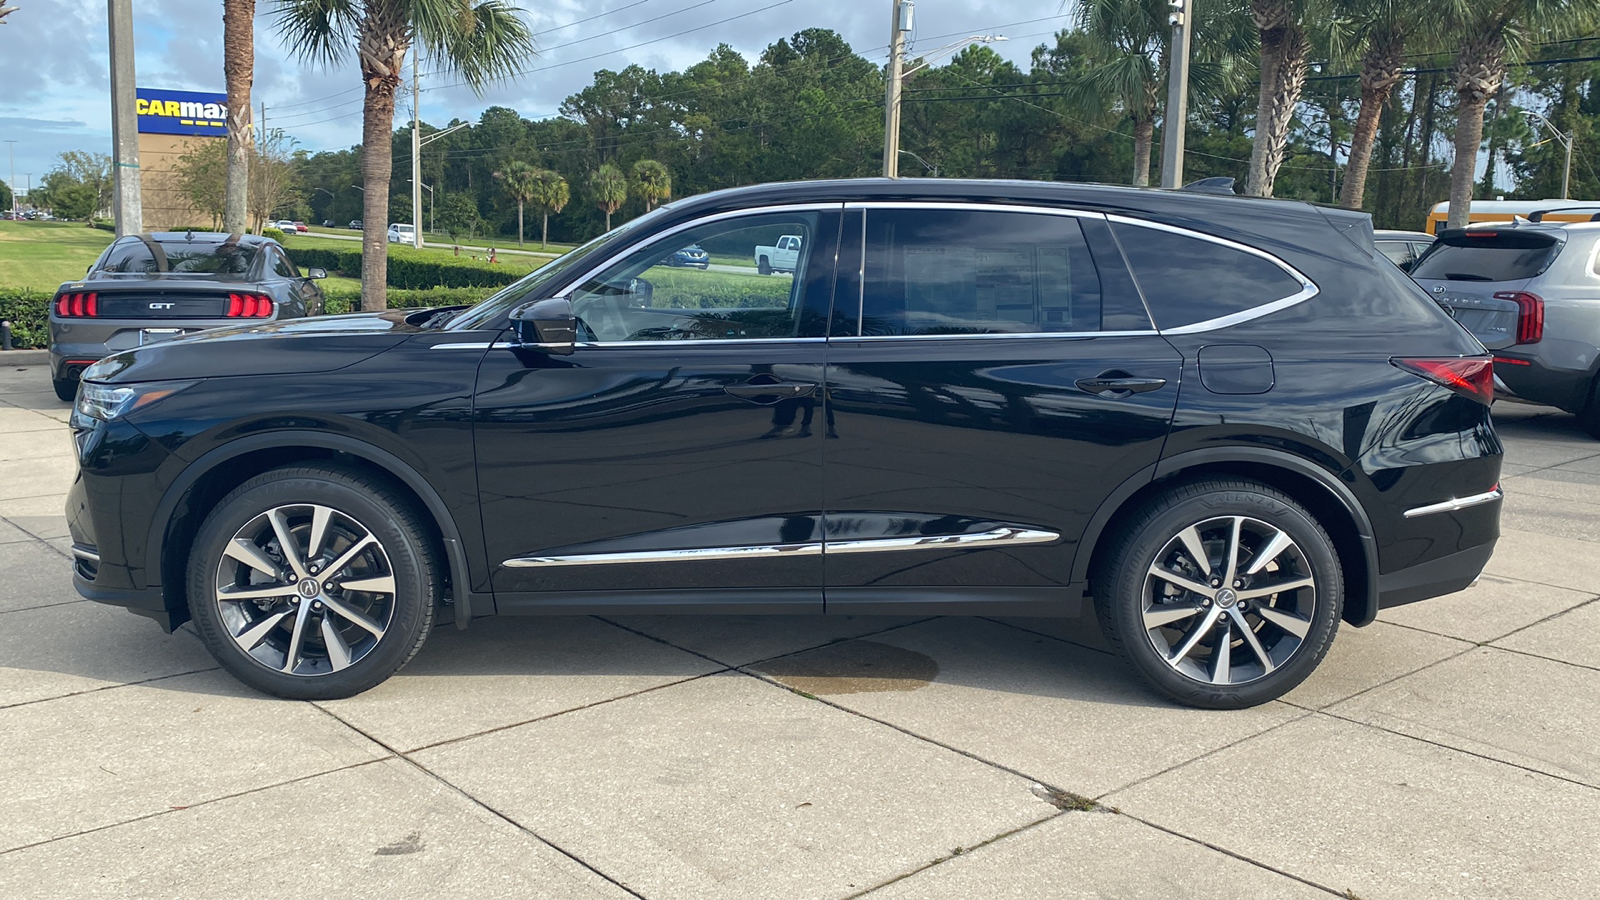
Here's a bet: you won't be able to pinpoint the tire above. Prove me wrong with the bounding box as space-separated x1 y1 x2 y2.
52 374 78 403
1092 478 1342 709
758 256 771 275
1579 374 1600 440
186 465 438 700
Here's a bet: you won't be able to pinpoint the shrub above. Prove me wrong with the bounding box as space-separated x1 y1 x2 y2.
0 289 55 350
261 227 287 243
316 286 497 315
285 245 530 290
90 219 116 233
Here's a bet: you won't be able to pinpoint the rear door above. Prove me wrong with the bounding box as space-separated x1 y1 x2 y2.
820 204 1182 614
1411 229 1564 349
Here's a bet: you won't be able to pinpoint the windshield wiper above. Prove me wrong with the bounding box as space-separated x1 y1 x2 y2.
417 305 472 329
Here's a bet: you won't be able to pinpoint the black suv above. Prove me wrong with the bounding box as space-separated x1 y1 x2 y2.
67 179 1501 709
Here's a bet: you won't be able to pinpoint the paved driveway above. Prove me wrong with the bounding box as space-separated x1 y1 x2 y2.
2 361 1596 899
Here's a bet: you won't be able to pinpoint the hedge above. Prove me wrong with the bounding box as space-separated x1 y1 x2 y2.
0 286 495 350
285 244 530 290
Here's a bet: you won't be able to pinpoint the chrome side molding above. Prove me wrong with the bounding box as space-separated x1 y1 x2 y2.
502 526 1060 568
1402 487 1504 519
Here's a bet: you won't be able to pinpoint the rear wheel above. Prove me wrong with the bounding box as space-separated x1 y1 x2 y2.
187 465 437 700
1093 478 1342 709
757 256 771 275
52 373 78 403
1578 373 1600 440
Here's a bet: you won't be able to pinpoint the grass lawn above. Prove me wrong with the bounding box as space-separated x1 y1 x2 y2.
0 221 114 291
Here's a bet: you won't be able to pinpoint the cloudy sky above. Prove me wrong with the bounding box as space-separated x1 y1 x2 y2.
0 0 1071 194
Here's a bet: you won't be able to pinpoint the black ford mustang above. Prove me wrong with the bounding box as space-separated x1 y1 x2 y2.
66 178 1501 708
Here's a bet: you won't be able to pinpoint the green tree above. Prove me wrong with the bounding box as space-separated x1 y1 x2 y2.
1338 1 1422 209
0 179 12 213
1439 0 1598 228
591 163 627 231
223 0 257 232
271 0 535 310
436 193 480 240
173 139 229 227
529 168 569 249
493 160 538 247
630 159 671 211
1245 0 1320 197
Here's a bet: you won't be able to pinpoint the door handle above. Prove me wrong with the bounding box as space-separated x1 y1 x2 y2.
1075 373 1168 397
725 380 818 404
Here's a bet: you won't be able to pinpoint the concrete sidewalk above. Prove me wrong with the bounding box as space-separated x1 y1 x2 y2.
2 363 1595 899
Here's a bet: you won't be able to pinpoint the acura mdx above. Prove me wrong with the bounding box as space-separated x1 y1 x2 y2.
67 179 1502 708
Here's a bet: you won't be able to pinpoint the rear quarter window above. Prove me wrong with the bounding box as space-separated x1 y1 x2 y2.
1410 231 1563 282
1110 220 1310 330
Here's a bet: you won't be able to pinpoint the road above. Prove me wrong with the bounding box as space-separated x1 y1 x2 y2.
2 377 1597 899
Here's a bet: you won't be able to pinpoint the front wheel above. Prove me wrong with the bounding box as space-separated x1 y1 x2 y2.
187 465 438 700
1093 479 1342 709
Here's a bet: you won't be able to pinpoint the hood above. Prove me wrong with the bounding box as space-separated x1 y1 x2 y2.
84 310 423 384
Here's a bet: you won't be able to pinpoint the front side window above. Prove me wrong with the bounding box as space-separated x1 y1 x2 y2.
272 250 298 279
1112 221 1310 330
858 209 1110 336
569 211 820 342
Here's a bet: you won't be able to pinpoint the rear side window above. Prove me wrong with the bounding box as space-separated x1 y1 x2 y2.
1410 231 1562 282
1111 221 1310 330
859 209 1112 335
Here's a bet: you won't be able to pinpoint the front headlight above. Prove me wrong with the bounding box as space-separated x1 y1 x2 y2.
73 381 194 426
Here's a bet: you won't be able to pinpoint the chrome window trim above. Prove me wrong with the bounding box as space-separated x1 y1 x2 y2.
501 526 1061 568
1402 487 1504 519
844 201 1101 218
1104 213 1321 335
430 341 495 350
833 330 1158 343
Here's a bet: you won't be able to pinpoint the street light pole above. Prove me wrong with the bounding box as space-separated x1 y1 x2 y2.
882 0 911 178
4 140 15 217
1159 0 1194 189
107 0 142 235
411 46 423 249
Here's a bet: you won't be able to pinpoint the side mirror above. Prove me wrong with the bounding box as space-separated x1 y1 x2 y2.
306 267 328 279
627 277 653 308
510 297 577 355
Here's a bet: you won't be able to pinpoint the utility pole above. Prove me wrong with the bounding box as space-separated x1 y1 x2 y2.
882 0 912 178
4 140 15 217
1523 110 1574 200
107 0 142 234
412 46 423 248
1159 0 1193 189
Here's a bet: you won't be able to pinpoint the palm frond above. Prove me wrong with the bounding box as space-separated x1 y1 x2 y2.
418 0 538 94
270 0 359 69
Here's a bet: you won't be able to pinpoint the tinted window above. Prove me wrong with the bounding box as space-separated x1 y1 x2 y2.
98 238 260 275
271 250 297 279
859 209 1107 335
1375 241 1415 268
1112 221 1308 330
569 211 819 342
1410 231 1563 282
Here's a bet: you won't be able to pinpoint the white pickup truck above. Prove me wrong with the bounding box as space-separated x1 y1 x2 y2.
754 234 802 274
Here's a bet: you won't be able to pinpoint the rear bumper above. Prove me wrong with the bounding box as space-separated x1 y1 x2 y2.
1493 353 1595 413
1377 541 1496 609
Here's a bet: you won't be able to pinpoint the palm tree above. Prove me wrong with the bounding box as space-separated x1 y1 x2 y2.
591 163 627 231
494 160 537 248
1245 0 1317 197
271 1 535 310
1439 0 1598 228
1070 0 1252 187
222 0 255 233
631 159 671 211
529 169 569 250
1337 1 1415 210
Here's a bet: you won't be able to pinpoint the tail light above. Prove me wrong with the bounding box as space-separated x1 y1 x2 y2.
1493 291 1543 344
226 293 274 318
1393 357 1494 406
53 292 98 318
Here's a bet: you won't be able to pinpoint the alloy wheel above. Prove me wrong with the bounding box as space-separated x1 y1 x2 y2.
1141 515 1317 687
212 502 397 677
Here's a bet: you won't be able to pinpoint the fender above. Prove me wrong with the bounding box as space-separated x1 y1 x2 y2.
146 430 493 625
1071 446 1380 626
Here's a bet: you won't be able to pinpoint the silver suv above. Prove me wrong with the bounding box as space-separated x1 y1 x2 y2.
1412 213 1600 437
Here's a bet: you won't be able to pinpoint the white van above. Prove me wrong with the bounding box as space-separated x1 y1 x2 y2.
387 223 417 244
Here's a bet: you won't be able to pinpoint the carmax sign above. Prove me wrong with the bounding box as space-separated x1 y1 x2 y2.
136 88 229 137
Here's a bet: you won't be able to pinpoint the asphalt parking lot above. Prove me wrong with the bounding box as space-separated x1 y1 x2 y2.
2 359 1596 899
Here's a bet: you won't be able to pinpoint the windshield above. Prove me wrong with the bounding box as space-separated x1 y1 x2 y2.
1411 231 1563 282
445 206 675 331
98 238 261 276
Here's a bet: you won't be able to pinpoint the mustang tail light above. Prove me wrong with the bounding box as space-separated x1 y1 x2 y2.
1492 291 1544 345
226 293 274 318
54 292 98 318
1392 357 1495 406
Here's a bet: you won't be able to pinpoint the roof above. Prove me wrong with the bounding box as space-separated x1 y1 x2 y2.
1375 229 1434 240
1427 199 1600 214
138 231 276 245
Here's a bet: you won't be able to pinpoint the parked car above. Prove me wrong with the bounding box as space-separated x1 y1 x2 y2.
271 220 298 234
1373 229 1435 273
293 221 308 233
67 179 1500 709
349 220 363 230
1411 211 1600 436
663 243 710 268
387 223 416 244
754 234 802 274
48 231 327 401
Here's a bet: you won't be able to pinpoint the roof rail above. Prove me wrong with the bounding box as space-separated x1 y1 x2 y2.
1528 206 1600 223
1180 177 1236 195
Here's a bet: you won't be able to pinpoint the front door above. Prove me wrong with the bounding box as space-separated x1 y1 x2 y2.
821 204 1183 614
473 207 841 614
